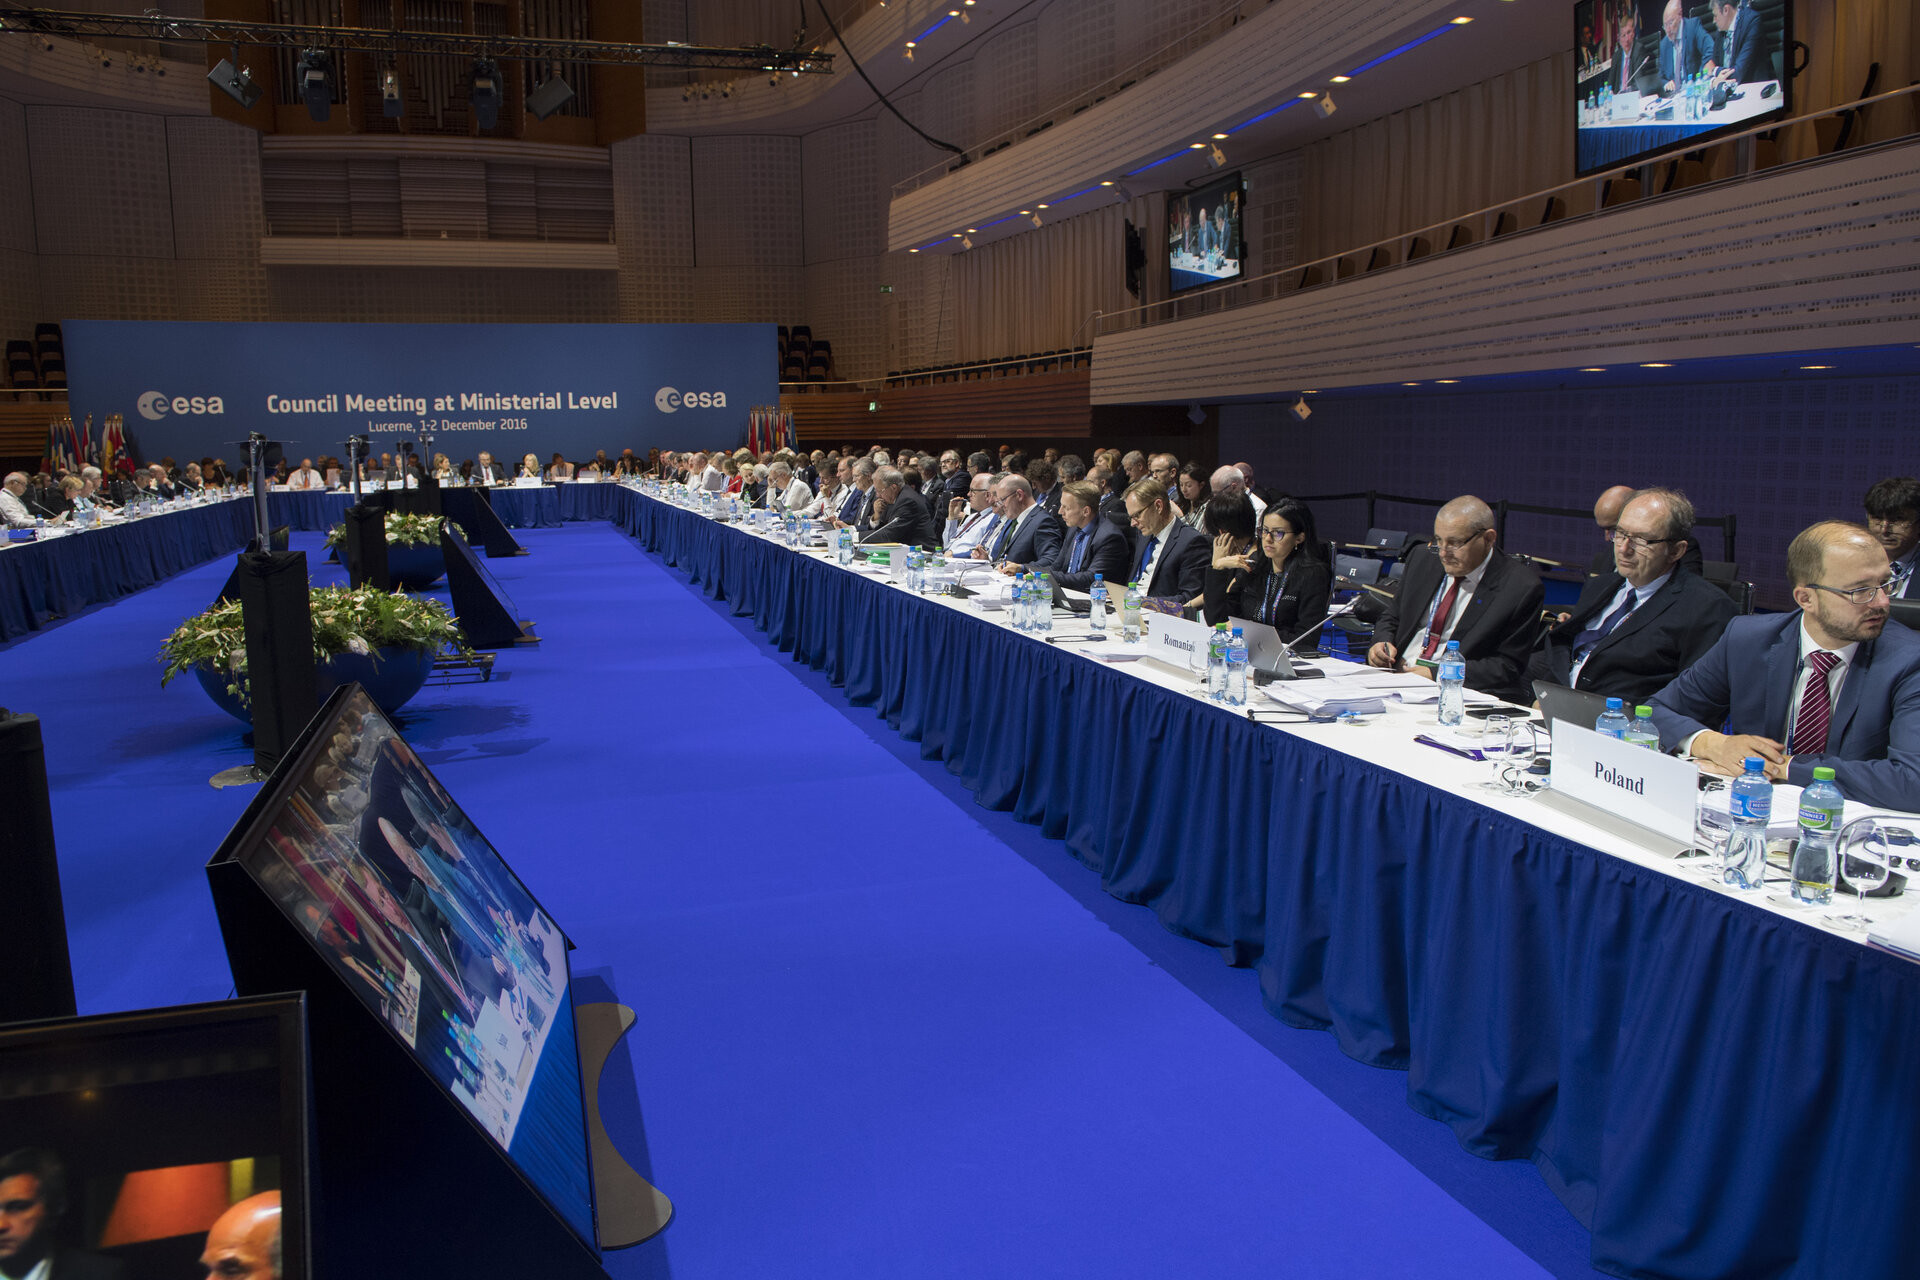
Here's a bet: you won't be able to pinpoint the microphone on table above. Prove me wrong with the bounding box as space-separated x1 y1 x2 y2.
1282 597 1359 651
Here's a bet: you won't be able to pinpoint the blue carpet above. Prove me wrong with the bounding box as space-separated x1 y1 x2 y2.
3 523 1599 1278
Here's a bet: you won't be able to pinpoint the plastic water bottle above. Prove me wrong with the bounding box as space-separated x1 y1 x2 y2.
1624 704 1661 750
1792 766 1843 906
835 526 854 566
907 546 925 593
1122 580 1143 643
1595 696 1631 739
1436 640 1466 727
1088 574 1109 633
1724 758 1771 891
1225 626 1249 707
1035 573 1054 633
1206 623 1229 700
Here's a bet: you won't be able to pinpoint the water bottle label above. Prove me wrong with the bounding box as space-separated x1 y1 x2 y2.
1730 792 1770 822
1797 805 1838 832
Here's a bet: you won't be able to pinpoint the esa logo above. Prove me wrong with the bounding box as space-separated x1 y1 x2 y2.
137 390 226 420
653 387 727 413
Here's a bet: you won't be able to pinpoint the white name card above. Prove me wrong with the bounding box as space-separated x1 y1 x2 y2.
1146 612 1214 675
887 547 906 582
1550 721 1697 843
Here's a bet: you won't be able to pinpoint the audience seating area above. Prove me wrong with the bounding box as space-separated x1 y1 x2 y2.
777 325 835 383
4 323 65 399
883 347 1092 388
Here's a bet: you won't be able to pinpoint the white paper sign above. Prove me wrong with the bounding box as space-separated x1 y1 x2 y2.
1550 721 1697 843
1146 613 1214 674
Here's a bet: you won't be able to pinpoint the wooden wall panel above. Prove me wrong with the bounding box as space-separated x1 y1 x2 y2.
592 0 647 146
782 371 1091 443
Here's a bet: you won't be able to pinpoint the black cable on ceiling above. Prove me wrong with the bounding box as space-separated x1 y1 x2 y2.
809 0 962 155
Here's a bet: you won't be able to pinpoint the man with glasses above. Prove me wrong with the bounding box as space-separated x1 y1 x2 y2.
1529 487 1736 704
943 472 1001 557
1651 520 1920 809
1864 476 1920 599
1588 483 1705 576
1368 495 1544 704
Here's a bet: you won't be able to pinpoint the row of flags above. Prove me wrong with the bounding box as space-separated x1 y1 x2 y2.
746 406 796 456
39 414 129 475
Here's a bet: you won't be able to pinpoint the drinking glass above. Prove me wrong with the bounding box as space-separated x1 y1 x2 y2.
1691 778 1729 867
1834 818 1907 929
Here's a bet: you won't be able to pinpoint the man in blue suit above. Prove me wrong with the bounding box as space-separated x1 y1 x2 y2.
1045 480 1131 591
1658 0 1714 91
1650 521 1920 810
1708 0 1767 86
978 473 1063 571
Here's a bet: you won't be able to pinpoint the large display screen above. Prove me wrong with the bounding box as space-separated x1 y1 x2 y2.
1575 0 1791 175
227 687 596 1248
1167 172 1245 294
0 997 308 1280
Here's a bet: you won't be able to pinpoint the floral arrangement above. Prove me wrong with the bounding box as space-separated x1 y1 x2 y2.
323 512 460 549
160 584 472 695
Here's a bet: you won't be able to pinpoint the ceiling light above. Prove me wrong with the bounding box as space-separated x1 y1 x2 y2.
1189 143 1205 149
1330 75 1351 83
1800 364 1834 370
908 248 919 253
469 57 501 129
381 67 403 117
1640 362 1672 368
1436 379 1459 384
1580 367 1606 372
1099 180 1114 186
298 48 333 122
1297 92 1317 99
1402 381 1420 386
1450 15 1474 23
1212 132 1229 139
1036 203 1049 209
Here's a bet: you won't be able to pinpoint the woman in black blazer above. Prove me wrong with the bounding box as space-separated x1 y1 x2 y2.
1204 496 1333 649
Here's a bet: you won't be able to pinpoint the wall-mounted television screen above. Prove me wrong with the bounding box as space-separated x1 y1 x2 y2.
1575 0 1792 176
1168 172 1245 293
216 685 596 1250
0 996 309 1280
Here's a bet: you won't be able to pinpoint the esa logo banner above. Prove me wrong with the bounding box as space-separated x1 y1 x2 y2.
62 321 778 462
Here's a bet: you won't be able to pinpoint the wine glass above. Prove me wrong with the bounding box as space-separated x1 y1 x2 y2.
1834 817 1909 929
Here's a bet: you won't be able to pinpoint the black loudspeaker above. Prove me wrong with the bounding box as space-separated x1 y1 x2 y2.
441 487 526 558
527 75 576 119
236 552 318 772
342 503 390 591
442 527 536 648
0 712 77 1023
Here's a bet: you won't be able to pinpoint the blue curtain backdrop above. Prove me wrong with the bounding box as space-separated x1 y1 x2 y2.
613 488 1920 1280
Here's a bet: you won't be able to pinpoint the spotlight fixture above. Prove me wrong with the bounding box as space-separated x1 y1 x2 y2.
1315 93 1337 118
468 57 501 130
297 48 333 121
527 74 576 119
381 67 403 117
207 57 262 109
1186 402 1206 426
1289 396 1312 421
903 42 915 60
1205 144 1226 168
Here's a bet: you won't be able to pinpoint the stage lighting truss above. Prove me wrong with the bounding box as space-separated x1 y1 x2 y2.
0 6 835 74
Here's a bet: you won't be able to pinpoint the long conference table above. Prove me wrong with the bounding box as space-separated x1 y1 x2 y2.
610 487 1919 1280
5 483 1914 1277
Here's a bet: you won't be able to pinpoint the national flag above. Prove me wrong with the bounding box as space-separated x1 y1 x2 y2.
102 414 128 475
44 419 73 473
74 414 94 467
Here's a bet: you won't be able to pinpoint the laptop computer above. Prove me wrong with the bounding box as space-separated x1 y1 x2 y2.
1228 617 1325 681
1533 681 1609 737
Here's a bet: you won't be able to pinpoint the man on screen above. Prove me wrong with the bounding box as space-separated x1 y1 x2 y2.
199 1191 281 1280
1707 0 1766 85
0 1149 126 1280
1611 7 1652 96
1658 0 1714 92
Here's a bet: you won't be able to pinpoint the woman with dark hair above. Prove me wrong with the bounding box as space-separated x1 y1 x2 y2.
1192 494 1256 613
1177 462 1210 530
1204 496 1332 648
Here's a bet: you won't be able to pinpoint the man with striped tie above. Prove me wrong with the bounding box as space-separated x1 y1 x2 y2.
1651 521 1920 811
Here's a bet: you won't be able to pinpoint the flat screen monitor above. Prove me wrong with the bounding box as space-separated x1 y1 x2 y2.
0 996 309 1280
215 685 596 1249
1575 0 1792 176
1167 172 1245 293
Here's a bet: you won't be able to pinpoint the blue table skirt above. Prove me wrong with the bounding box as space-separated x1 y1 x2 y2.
271 485 627 533
1577 122 1715 170
0 500 256 642
485 486 562 528
273 490 354 531
611 488 1920 1280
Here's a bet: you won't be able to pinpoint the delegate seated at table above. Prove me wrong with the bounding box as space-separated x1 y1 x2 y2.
0 473 39 527
982 474 1064 570
1368 495 1544 705
1649 520 1920 810
1122 477 1207 603
286 458 324 490
1530 487 1735 706
1707 0 1767 87
1658 0 1715 92
862 466 939 549
1047 480 1131 592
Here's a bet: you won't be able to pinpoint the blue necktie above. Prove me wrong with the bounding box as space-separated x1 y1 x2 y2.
1069 527 1091 573
1139 535 1159 587
992 515 1016 560
1572 591 1636 657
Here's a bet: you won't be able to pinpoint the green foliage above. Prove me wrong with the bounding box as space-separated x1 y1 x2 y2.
159 584 472 696
323 512 461 549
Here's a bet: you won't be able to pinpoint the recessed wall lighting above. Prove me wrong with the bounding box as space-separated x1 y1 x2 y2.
1297 92 1318 99
1402 381 1420 386
1436 379 1459 384
1800 364 1834 370
1580 367 1606 372
1640 362 1673 368
1212 132 1229 139
1099 180 1114 186
1330 75 1351 83
1450 15 1474 24
1189 143 1206 149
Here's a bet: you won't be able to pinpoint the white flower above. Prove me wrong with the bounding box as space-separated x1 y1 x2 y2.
346 635 371 656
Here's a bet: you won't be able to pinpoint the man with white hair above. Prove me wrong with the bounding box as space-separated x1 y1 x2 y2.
0 473 36 527
696 452 726 492
287 457 324 490
765 460 813 514
1211 464 1266 518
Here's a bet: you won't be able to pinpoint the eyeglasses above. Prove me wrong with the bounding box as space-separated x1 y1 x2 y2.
1429 533 1490 553
1809 579 1896 606
1260 526 1295 540
1609 530 1677 553
1868 516 1917 534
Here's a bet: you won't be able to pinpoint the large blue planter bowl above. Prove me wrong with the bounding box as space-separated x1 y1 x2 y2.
194 646 436 724
385 542 446 590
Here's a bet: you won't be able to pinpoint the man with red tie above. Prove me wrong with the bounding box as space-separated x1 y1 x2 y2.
1651 521 1920 810
1368 495 1544 705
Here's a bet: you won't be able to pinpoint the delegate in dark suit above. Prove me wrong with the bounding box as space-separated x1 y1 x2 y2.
1203 553 1332 643
862 484 940 549
1375 544 1544 704
987 505 1065 569
1588 539 1704 576
1659 17 1714 87
1528 568 1737 705
43 1249 128 1280
1715 2 1767 84
1047 516 1131 592
1649 612 1920 810
1131 518 1209 603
